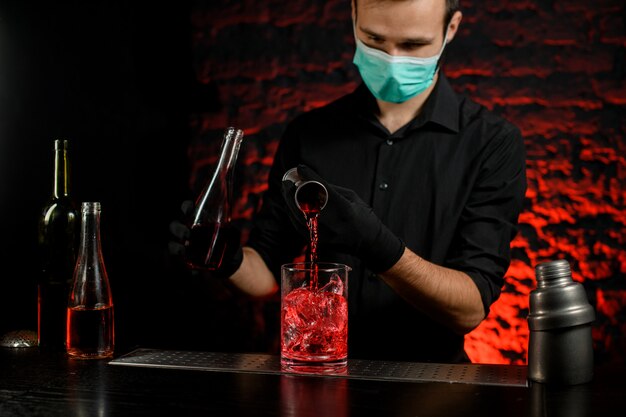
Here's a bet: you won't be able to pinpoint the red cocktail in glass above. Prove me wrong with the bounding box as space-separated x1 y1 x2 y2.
281 262 350 373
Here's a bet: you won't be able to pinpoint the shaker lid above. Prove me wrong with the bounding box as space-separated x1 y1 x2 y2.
528 260 596 331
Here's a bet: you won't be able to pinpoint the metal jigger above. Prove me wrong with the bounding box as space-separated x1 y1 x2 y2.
527 260 596 385
282 167 328 212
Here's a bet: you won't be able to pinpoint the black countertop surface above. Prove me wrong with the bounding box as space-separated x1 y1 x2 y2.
1 347 624 416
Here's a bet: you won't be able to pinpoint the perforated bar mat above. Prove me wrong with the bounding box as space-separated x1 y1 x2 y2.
109 349 528 387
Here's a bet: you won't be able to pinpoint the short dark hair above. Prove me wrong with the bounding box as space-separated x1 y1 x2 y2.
354 0 460 27
445 0 459 24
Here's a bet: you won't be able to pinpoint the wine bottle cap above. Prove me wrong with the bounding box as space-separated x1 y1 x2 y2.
54 139 69 151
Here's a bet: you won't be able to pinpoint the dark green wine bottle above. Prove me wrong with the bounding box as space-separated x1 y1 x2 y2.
37 139 78 350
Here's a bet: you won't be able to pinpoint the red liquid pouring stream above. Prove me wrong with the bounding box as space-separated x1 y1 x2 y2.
281 197 348 363
300 203 320 290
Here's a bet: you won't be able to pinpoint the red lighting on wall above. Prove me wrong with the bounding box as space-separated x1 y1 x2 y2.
190 0 626 365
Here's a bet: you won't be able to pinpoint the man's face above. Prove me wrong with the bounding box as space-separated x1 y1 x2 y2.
353 0 454 58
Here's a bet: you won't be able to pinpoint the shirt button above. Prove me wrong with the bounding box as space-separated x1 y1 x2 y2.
386 139 394 145
379 182 388 190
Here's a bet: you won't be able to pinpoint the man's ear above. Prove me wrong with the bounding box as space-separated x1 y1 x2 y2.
445 10 463 43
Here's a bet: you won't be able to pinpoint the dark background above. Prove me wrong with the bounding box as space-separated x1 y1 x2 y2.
0 1 257 353
1 0 625 364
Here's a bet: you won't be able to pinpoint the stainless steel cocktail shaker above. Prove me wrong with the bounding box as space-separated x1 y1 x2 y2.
527 259 596 385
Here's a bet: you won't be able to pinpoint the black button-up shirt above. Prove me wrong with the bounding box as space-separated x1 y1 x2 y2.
248 74 527 363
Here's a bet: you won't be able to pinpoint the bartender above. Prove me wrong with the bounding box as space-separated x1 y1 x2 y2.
171 0 527 363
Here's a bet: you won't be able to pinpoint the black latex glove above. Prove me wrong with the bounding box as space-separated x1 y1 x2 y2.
281 165 405 273
168 200 243 280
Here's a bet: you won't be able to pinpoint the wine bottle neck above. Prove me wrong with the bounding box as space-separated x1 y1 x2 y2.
53 140 70 199
217 128 244 177
191 128 244 226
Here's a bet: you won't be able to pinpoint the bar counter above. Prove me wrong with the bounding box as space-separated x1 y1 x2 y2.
1 346 624 416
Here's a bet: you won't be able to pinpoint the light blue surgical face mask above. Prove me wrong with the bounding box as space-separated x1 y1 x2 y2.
353 28 449 103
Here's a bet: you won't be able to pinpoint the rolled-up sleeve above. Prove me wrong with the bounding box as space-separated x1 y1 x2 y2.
445 126 527 315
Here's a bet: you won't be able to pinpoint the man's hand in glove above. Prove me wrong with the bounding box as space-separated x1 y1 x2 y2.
168 200 243 280
281 165 405 273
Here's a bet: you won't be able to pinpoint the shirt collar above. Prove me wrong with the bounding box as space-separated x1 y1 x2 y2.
349 73 460 135
424 73 460 133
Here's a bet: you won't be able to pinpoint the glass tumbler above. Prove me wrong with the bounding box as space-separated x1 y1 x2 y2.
281 262 350 373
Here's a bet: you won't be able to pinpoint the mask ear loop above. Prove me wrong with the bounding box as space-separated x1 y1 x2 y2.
435 26 451 72
438 26 451 57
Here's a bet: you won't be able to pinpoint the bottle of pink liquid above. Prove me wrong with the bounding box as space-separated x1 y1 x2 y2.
66 202 114 359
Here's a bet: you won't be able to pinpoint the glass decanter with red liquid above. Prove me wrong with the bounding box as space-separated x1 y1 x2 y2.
184 127 244 271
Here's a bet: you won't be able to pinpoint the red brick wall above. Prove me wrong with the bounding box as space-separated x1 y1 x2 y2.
189 0 626 365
